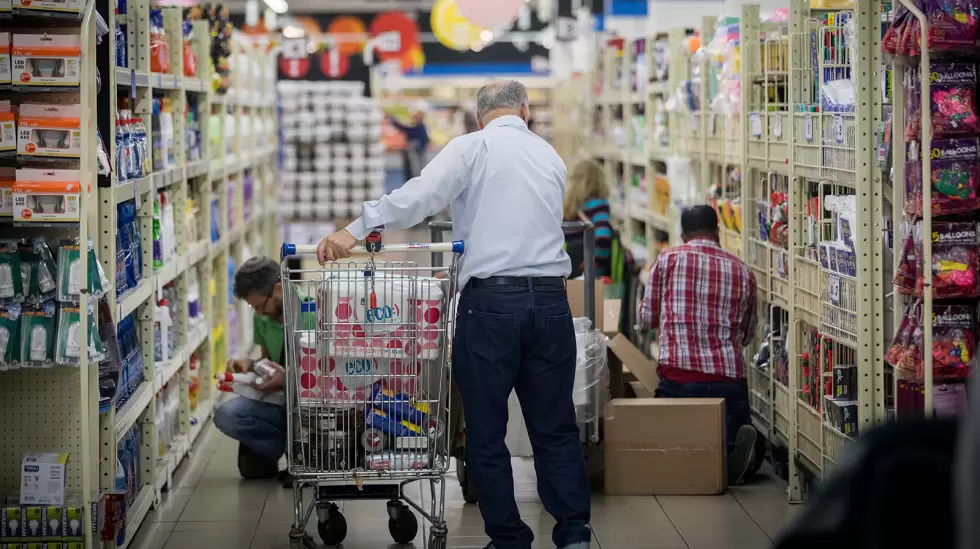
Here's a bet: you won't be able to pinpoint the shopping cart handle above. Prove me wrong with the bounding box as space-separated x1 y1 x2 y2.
281 240 465 259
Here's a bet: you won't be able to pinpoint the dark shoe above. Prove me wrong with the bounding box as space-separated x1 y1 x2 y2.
728 425 758 486
237 443 279 480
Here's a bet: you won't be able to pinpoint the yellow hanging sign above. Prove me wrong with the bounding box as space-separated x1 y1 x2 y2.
431 0 486 51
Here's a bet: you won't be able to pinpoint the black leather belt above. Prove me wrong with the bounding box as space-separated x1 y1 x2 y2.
468 276 565 289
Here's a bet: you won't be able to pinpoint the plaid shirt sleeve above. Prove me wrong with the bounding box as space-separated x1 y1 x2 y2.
639 254 666 331
740 269 758 346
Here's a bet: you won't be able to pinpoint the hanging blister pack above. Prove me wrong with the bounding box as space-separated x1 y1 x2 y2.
19 301 55 366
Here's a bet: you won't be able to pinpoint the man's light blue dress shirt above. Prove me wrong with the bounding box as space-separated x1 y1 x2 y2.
345 115 572 287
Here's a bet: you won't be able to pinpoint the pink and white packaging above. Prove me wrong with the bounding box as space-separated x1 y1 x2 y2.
316 273 445 360
296 330 427 405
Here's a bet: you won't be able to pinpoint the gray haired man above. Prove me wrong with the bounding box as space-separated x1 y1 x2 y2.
317 81 591 549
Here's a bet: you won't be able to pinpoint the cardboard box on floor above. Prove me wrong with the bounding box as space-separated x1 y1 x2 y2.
604 398 726 495
605 333 658 400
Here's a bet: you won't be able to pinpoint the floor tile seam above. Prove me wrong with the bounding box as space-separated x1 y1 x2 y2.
651 496 692 549
729 489 778 542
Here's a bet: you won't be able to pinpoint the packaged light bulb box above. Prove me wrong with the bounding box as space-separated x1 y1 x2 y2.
13 0 84 14
604 398 726 495
0 168 14 218
0 102 14 153
10 34 81 87
12 170 83 223
0 34 10 86
16 105 82 158
19 453 69 506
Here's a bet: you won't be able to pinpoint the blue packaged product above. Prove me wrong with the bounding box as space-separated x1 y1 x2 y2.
365 408 422 438
371 385 428 426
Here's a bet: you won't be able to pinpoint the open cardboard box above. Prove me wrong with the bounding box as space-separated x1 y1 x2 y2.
605 333 658 400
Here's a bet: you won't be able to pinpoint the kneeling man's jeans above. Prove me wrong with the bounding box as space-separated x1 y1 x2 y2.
453 282 592 549
214 396 286 461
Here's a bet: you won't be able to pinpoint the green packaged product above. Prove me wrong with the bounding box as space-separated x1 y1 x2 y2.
19 303 55 365
56 239 104 302
0 307 20 369
55 303 105 365
0 241 24 304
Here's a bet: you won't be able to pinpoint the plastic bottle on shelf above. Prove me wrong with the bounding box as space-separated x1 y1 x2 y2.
153 298 172 362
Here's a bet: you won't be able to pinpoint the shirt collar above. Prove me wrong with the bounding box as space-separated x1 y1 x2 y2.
684 237 722 249
483 115 527 130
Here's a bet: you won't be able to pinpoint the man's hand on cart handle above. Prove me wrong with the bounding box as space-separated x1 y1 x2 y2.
251 361 285 394
317 229 358 264
226 358 254 374
434 270 449 279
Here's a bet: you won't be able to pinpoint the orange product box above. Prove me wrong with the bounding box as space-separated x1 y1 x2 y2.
13 169 83 223
11 33 81 86
17 103 81 157
0 100 14 152
0 32 10 85
0 167 14 218
15 0 84 15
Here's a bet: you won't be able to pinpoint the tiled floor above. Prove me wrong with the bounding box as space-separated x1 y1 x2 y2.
129 420 799 549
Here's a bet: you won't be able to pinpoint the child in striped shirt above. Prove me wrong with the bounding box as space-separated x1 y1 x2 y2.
563 159 613 278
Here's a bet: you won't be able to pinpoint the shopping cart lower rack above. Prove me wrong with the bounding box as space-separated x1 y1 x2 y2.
279 233 464 549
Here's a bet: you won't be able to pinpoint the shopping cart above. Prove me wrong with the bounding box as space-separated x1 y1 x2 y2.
279 232 465 549
428 220 602 504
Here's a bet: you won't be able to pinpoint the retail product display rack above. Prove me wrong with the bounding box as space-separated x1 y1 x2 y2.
588 0 888 502
102 3 280 545
0 0 279 547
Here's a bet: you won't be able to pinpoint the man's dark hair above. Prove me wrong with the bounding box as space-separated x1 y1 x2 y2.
680 205 720 236
234 257 280 299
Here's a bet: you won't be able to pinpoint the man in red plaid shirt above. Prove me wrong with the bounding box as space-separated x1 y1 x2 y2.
639 206 760 485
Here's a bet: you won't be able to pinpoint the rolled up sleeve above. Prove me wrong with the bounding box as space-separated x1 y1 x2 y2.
345 139 468 238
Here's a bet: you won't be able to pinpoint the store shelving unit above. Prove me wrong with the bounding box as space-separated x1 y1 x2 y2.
99 6 278 547
0 1 285 547
587 0 885 502
0 4 101 549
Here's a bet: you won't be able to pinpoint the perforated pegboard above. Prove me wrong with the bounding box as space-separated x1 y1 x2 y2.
0 368 97 495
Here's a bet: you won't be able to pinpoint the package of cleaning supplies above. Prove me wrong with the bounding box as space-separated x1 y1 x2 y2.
0 305 20 368
19 302 55 365
55 302 105 365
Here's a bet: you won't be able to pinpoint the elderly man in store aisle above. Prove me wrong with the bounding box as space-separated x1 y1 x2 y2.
316 80 592 549
639 205 760 485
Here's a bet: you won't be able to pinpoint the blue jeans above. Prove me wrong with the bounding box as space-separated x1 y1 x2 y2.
654 377 751 455
213 396 286 461
453 282 591 549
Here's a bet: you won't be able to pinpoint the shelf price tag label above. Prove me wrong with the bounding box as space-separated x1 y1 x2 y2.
749 113 763 138
130 70 136 99
772 113 782 138
833 114 845 144
804 113 813 142
828 274 841 305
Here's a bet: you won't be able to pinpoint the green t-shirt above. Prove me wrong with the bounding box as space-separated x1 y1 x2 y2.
253 290 315 365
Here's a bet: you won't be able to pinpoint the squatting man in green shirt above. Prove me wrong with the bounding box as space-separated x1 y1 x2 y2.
214 257 291 481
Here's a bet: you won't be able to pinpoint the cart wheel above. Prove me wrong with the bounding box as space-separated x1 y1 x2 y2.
428 532 447 549
460 463 478 504
302 535 319 549
316 510 347 546
388 508 419 544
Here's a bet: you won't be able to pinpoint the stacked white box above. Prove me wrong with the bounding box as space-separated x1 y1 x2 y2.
277 81 384 221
